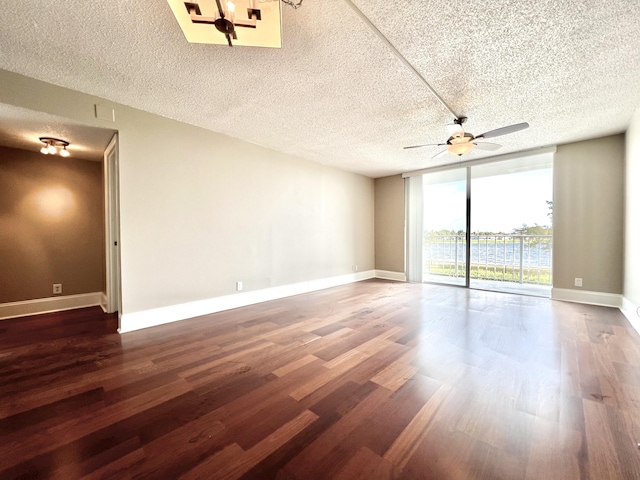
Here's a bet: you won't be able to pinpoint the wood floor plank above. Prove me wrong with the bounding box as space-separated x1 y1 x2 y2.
224 394 306 450
383 384 451 468
371 359 418 392
180 442 245 480
1 379 193 472
52 437 145 480
183 410 318 480
272 354 321 377
78 447 146 480
583 398 626 479
335 446 401 480
289 350 370 401
467 439 527 480
524 416 582 480
283 384 391 479
128 412 228 479
3 280 640 479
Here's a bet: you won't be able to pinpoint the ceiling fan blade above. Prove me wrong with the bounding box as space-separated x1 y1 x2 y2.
403 143 445 150
432 149 449 159
446 123 464 138
472 142 502 151
475 122 529 140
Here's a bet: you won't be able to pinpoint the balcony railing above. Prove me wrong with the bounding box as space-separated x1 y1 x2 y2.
424 234 552 285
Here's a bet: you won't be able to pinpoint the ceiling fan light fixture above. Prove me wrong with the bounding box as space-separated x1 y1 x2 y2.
447 135 474 156
448 142 474 156
404 120 527 157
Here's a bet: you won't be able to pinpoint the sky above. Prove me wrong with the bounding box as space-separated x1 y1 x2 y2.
423 167 553 233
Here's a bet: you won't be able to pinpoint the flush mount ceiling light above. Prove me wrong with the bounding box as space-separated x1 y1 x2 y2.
167 0 282 48
40 137 70 157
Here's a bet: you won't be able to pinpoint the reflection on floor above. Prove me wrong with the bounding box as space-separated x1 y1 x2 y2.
2 279 639 479
424 274 551 297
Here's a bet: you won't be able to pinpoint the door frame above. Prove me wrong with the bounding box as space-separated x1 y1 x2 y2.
405 148 556 295
104 133 122 316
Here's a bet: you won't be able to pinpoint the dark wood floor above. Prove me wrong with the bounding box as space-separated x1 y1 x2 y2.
2 280 640 479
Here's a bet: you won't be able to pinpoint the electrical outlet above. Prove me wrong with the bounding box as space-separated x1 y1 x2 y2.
236 281 243 292
574 278 583 287
53 283 62 295
355 265 358 271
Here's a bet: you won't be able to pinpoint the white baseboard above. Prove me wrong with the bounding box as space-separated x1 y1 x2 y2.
374 270 406 282
99 292 108 313
551 288 623 308
118 270 376 334
621 297 640 336
0 292 104 320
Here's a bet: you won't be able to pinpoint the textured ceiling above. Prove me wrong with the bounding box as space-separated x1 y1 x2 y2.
0 0 639 177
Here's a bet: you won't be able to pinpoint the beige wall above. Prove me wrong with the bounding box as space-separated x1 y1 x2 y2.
374 175 404 272
0 70 375 317
625 110 640 306
553 135 624 293
0 146 105 302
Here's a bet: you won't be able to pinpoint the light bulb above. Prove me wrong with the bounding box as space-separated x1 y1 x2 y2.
48 144 57 154
60 147 70 157
41 146 49 154
226 1 235 12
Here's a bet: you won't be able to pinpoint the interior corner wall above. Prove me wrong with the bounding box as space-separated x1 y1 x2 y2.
0 70 374 322
374 174 405 273
0 146 105 302
625 109 640 308
553 134 624 294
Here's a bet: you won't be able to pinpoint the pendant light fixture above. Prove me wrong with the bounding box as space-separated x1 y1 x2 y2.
167 0 282 48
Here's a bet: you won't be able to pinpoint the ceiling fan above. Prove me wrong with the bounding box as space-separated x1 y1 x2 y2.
404 117 529 159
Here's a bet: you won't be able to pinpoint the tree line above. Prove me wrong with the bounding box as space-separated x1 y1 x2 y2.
426 201 553 237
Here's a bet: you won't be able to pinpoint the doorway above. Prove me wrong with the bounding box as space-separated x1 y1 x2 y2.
0 102 120 319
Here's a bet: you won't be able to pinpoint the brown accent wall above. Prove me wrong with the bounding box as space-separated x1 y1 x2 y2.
0 146 105 303
374 174 405 273
553 134 624 293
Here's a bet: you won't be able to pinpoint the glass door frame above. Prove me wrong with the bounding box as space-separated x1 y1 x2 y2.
405 147 556 293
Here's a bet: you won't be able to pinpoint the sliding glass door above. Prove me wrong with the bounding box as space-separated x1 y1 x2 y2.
469 158 553 295
422 169 467 286
406 151 554 297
